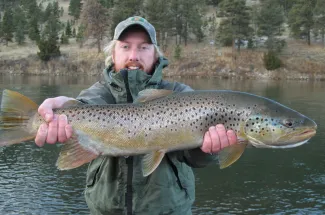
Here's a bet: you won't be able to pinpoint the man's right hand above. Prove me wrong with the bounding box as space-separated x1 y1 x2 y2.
35 96 75 147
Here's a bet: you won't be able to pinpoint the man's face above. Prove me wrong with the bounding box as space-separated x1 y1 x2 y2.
113 29 156 74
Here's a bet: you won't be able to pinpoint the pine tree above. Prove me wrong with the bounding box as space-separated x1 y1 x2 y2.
37 9 62 61
65 20 72 37
144 0 173 47
182 0 205 44
52 1 61 19
60 6 64 17
2 8 14 46
60 31 69 44
217 0 252 51
0 16 3 40
99 0 114 8
68 0 83 20
37 35 61 61
28 16 40 42
76 24 85 48
260 0 297 17
43 2 53 23
216 19 233 46
314 0 325 47
288 0 316 45
111 0 143 36
205 0 223 6
257 0 285 51
13 6 27 45
81 0 109 53
72 28 76 37
25 0 41 42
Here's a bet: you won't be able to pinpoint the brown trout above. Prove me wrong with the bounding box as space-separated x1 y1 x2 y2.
0 89 317 176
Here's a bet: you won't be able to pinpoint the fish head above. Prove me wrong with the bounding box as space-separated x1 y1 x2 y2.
243 101 317 149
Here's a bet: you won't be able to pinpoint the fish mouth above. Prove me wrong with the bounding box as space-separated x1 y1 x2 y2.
249 128 317 149
269 128 317 149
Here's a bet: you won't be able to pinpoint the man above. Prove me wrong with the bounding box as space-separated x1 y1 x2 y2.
35 16 237 215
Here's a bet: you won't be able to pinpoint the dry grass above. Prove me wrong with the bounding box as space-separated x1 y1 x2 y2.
280 40 325 74
163 39 325 80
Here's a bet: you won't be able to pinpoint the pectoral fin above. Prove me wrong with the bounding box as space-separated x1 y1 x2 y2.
218 143 247 169
56 135 99 170
142 150 166 177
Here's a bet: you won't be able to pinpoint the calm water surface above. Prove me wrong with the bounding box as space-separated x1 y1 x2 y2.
0 75 324 215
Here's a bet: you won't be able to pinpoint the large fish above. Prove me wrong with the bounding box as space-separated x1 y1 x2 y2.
0 89 317 176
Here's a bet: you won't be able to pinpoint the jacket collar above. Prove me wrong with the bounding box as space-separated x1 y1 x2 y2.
102 57 168 99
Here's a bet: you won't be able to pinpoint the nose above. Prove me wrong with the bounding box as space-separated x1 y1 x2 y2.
129 49 139 62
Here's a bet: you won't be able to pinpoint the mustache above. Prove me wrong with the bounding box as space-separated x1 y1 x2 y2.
124 62 144 69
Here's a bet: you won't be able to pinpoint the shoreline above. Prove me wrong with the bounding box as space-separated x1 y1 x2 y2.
1 69 324 81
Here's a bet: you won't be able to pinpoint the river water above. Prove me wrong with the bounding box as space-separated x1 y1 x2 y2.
0 75 324 215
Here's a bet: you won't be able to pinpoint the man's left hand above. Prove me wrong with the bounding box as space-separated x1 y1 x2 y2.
201 124 237 154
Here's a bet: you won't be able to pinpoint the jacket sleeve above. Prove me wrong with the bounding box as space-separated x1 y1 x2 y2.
76 81 115 105
170 81 219 168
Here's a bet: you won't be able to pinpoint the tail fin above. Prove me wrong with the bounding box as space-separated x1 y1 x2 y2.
0 89 38 146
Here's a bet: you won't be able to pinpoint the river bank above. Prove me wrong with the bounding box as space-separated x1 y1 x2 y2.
0 40 324 81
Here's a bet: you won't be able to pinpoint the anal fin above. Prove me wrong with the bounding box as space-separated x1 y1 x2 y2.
142 150 166 177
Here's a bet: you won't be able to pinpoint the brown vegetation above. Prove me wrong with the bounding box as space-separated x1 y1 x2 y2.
163 41 325 80
0 38 324 81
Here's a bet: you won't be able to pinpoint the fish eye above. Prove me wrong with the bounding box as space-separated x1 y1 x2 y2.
282 119 294 128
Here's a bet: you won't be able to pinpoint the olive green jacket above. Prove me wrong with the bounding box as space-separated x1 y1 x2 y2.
76 57 217 215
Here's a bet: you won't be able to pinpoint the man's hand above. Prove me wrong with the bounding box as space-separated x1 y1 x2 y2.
201 124 237 154
35 96 75 147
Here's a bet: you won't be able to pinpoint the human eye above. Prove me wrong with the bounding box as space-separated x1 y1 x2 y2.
140 44 150 50
120 44 129 50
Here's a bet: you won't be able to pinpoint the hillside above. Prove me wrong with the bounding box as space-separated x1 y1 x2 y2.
0 0 324 80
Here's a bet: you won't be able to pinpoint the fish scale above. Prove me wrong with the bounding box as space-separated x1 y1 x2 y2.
0 89 317 176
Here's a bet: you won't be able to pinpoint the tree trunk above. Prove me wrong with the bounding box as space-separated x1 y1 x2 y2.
307 29 311 46
97 38 101 53
184 22 188 46
322 28 325 48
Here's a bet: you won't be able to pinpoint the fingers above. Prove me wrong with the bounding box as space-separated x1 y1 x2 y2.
46 115 58 144
38 98 55 122
210 126 221 153
201 131 212 153
216 124 229 151
35 123 48 147
201 124 238 154
65 124 73 140
227 129 237 146
36 97 74 146
58 115 68 142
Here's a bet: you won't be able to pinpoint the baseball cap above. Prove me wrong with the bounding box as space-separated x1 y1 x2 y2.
113 16 157 45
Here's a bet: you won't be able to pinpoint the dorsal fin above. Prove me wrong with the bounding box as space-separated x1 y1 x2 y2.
135 89 173 103
61 99 84 108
